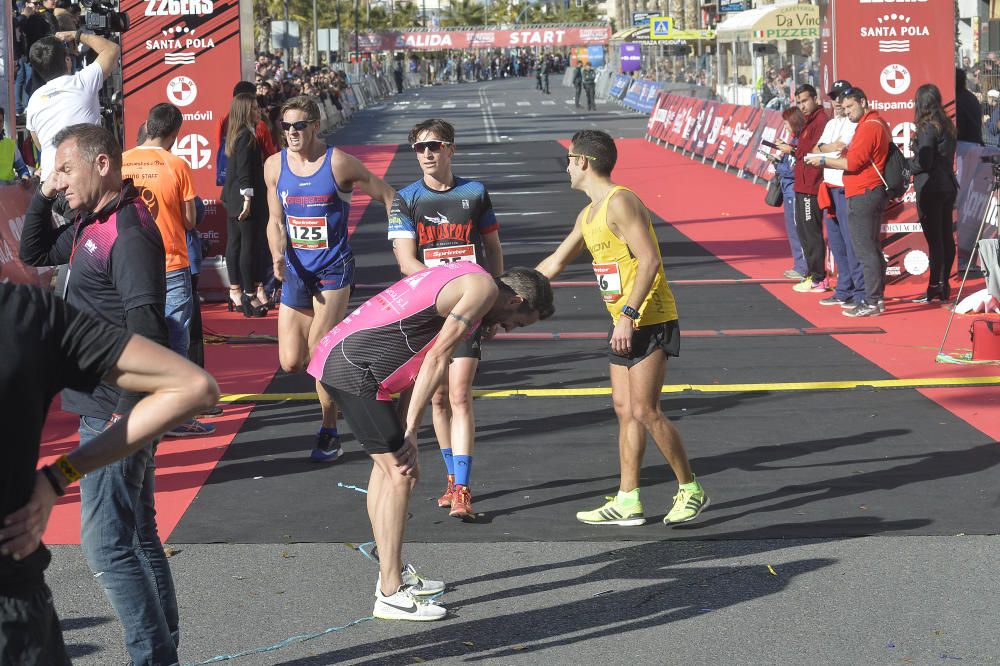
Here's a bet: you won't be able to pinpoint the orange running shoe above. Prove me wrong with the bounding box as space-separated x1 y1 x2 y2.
437 475 455 508
449 485 474 519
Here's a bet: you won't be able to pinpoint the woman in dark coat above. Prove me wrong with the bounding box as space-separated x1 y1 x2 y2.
222 93 269 316
908 83 959 302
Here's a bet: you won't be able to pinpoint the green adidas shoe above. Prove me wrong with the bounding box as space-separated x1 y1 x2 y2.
576 496 646 526
663 485 709 525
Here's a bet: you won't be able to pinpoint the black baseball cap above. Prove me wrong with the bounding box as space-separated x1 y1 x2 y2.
828 80 852 99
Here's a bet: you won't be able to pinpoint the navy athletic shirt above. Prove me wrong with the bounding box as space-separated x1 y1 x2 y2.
388 176 498 272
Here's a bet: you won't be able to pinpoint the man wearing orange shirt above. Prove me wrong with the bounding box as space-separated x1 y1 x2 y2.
123 103 216 436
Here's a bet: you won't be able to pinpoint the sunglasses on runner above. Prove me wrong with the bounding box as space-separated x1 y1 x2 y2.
565 152 597 168
281 119 316 131
411 140 452 153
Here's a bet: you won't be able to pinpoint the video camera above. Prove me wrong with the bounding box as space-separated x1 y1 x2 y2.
81 0 130 36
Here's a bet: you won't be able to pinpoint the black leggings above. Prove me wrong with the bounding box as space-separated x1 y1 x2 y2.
188 273 204 368
916 188 957 288
226 215 265 292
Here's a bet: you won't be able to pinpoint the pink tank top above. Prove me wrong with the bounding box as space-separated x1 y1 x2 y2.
307 262 487 400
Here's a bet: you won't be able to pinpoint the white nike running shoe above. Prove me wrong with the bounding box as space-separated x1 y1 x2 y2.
375 564 445 597
373 585 446 621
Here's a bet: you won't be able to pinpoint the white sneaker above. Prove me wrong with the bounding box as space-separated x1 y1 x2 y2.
375 564 445 597
373 586 446 621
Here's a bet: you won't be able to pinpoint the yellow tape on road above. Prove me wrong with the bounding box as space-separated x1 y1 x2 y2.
218 375 1000 403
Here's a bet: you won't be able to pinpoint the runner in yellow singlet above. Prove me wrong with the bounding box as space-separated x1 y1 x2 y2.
537 129 709 527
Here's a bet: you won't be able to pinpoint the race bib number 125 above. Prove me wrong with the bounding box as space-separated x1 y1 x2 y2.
288 216 329 250
593 262 623 302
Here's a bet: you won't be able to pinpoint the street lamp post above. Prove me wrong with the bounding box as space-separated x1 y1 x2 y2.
313 0 318 66
284 0 291 69
354 0 360 62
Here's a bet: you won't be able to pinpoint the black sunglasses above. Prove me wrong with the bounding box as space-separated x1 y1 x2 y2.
564 152 597 168
281 119 315 131
411 140 451 153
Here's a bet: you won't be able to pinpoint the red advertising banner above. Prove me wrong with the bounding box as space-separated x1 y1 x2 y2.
668 97 702 147
656 95 685 143
744 108 787 179
646 93 672 139
718 106 762 170
820 0 955 284
0 185 54 286
357 26 612 52
701 103 736 160
121 0 243 256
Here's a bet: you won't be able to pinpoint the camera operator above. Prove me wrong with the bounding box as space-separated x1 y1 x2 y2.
19 123 181 665
26 29 120 180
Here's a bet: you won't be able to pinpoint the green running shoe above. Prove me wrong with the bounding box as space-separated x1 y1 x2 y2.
576 496 646 526
663 486 709 525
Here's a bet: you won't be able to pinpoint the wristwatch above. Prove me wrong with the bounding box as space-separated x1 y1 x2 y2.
620 305 640 321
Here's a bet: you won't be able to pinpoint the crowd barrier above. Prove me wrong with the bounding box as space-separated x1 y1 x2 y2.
642 91 976 285
645 92 786 182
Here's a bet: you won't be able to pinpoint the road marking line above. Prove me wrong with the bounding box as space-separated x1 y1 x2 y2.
218 376 1000 403
516 101 530 106
441 103 456 109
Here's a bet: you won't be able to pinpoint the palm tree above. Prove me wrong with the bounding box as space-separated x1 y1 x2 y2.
565 0 599 22
391 0 422 28
440 0 485 27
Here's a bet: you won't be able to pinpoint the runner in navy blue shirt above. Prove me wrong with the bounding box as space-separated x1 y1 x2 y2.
388 118 503 520
265 96 396 462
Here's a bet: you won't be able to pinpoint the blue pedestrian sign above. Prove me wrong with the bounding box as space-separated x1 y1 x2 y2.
650 17 673 40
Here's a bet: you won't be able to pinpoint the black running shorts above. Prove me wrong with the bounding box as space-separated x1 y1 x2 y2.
452 328 482 360
607 319 680 367
324 385 404 455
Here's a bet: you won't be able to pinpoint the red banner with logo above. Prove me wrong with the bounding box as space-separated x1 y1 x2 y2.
121 0 243 256
744 109 787 179
717 106 762 170
357 26 611 52
0 184 54 286
819 0 955 284
701 103 736 161
646 93 672 140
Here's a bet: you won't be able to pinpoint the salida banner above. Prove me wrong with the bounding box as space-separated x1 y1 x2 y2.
356 26 611 52
818 0 956 283
121 0 243 256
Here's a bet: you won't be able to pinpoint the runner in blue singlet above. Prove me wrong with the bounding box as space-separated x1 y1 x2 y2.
265 95 396 462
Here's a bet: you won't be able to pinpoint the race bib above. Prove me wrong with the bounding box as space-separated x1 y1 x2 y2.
288 216 328 250
423 244 476 267
593 262 623 302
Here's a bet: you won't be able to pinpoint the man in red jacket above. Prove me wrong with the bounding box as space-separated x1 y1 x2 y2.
788 84 829 293
805 87 890 318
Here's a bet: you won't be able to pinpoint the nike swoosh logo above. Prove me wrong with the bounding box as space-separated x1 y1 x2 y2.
381 600 419 614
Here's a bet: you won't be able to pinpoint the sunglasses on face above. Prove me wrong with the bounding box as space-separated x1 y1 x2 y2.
565 152 597 168
281 120 315 131
411 140 451 153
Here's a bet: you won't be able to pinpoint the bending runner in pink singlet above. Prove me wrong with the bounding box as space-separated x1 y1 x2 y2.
307 263 553 621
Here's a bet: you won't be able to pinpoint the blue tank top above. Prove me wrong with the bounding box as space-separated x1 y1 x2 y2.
277 146 353 274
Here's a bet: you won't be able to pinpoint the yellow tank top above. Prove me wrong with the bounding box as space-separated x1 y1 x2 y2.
580 185 677 326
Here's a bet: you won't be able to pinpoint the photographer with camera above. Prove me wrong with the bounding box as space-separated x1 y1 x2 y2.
26 29 120 181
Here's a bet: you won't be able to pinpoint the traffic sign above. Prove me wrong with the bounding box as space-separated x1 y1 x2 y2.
650 16 673 40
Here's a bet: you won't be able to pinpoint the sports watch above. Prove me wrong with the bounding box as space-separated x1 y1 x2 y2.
620 305 640 321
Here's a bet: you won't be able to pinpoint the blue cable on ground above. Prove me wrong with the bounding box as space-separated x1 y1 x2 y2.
185 616 375 665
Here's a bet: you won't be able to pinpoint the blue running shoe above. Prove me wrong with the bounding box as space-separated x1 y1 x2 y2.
165 419 216 438
310 431 342 463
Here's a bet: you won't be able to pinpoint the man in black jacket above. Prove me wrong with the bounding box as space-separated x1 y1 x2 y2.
572 60 583 108
19 123 182 666
957 67 985 264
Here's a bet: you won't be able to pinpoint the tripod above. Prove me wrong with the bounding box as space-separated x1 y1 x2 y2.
935 161 1000 361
